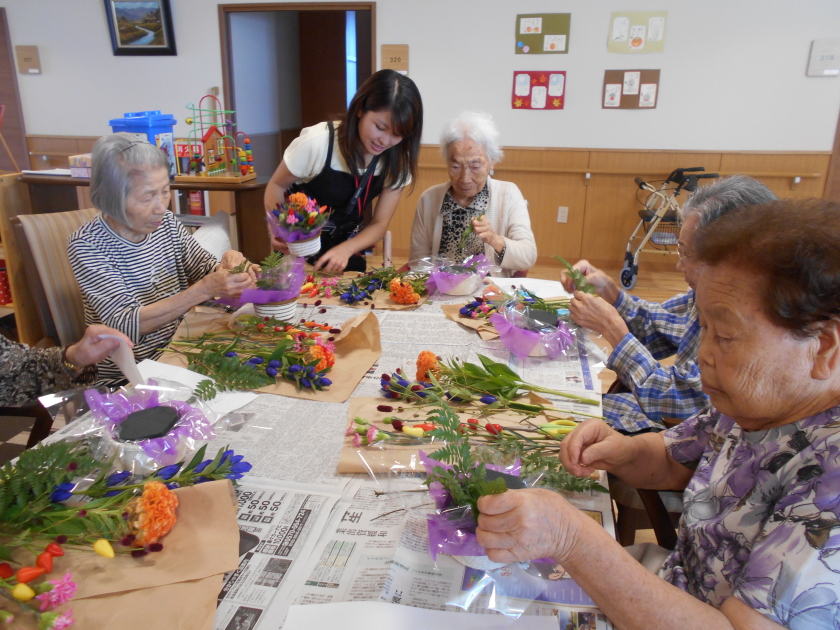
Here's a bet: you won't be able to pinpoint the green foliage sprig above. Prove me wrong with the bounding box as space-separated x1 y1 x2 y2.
553 256 598 295
422 395 506 521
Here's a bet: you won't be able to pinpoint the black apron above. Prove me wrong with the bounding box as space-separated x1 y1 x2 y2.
288 122 385 272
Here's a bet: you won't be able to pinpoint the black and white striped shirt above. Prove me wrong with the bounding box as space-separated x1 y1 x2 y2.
68 212 217 386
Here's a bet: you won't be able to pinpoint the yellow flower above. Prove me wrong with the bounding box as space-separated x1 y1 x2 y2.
93 539 115 558
12 583 35 601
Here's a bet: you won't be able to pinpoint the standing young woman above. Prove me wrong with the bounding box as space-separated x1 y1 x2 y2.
264 69 423 272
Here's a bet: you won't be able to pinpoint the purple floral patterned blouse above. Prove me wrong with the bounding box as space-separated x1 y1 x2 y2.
661 405 840 628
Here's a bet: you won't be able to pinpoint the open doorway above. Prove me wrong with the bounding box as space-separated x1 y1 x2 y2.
219 3 375 178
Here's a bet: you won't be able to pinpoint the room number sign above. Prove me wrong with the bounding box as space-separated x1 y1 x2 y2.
381 45 409 75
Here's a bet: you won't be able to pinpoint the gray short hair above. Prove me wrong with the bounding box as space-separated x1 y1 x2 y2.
680 175 777 227
90 133 170 224
440 111 504 163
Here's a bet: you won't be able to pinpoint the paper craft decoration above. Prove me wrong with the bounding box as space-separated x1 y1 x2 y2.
608 11 666 54
512 71 566 110
602 69 660 109
515 13 571 54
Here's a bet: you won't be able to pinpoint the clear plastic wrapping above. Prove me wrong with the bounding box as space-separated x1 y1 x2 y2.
412 254 500 296
55 379 229 476
489 292 577 361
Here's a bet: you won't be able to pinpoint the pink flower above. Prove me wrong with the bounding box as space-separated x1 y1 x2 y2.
324 288 333 298
285 213 299 225
352 432 361 447
52 610 75 630
36 572 77 612
345 424 356 437
366 426 378 444
470 312 478 319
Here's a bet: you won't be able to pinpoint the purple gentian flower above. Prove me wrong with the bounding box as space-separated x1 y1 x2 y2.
105 471 131 487
50 483 75 503
154 464 181 480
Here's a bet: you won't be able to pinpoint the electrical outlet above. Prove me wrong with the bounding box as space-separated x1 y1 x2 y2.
556 206 569 223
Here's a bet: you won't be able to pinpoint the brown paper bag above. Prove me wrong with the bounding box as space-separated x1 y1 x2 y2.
163 310 382 403
337 393 562 474
14 480 239 630
440 304 499 340
298 271 429 310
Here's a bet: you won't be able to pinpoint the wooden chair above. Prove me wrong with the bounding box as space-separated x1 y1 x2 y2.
6 208 97 448
12 207 97 346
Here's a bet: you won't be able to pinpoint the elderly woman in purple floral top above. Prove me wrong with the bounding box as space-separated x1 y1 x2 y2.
474 198 840 629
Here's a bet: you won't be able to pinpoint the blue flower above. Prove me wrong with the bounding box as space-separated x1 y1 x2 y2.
272 209 280 218
340 293 351 301
423 382 434 388
250 357 264 365
225 351 238 358
229 461 252 475
480 395 498 404
266 367 278 377
154 464 181 480
301 378 312 388
193 460 212 474
105 471 131 487
268 360 281 368
459 306 471 315
165 482 179 490
288 364 302 373
50 482 75 503
194 476 210 484
396 378 409 388
304 365 314 374
416 391 428 398
319 377 332 386
104 489 123 497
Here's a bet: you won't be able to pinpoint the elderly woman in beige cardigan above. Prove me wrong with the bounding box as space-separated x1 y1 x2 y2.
409 112 537 277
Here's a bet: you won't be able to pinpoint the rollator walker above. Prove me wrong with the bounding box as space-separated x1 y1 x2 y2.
620 167 719 290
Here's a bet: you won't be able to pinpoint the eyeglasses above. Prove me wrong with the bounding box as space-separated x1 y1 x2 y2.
677 243 692 263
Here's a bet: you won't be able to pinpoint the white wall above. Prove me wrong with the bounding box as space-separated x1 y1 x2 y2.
6 0 840 151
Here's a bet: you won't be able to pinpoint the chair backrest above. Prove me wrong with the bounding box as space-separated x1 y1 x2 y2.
13 208 98 346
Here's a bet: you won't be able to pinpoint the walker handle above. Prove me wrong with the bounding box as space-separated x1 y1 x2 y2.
634 177 647 189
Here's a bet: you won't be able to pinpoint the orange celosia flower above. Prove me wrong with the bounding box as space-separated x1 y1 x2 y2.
289 192 309 206
306 345 336 372
416 350 439 382
127 481 179 547
389 279 420 305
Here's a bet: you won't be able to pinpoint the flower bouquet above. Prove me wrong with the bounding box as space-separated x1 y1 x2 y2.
250 253 305 320
417 255 496 296
167 313 336 396
299 267 430 309
268 192 330 257
0 440 248 628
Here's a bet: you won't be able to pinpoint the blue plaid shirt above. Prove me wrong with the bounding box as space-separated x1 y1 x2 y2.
604 290 709 433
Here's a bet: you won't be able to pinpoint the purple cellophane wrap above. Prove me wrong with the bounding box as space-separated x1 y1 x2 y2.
425 254 493 294
266 210 326 243
420 450 520 560
84 383 215 464
489 312 574 362
220 256 305 309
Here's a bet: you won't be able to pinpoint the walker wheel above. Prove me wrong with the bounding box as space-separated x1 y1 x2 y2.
620 266 637 290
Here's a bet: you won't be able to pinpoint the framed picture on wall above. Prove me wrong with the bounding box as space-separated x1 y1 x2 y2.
104 0 177 56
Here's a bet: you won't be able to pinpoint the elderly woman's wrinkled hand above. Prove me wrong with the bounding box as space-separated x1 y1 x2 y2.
476 489 579 565
472 216 505 253
200 268 256 300
560 419 633 477
569 291 629 346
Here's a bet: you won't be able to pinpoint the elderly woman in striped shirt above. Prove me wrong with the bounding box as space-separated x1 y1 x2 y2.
68 133 255 386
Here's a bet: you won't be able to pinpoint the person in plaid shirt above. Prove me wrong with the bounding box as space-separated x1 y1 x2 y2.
560 176 776 433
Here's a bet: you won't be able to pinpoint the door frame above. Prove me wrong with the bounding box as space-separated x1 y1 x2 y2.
218 2 377 115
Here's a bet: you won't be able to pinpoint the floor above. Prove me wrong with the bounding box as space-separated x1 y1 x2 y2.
3 258 685 543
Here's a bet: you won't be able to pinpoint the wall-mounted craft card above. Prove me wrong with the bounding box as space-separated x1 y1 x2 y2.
515 14 571 54
608 12 666 53
602 69 660 109
512 71 566 109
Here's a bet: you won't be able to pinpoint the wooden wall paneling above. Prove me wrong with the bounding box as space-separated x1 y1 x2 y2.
492 147 590 262
827 107 840 203
0 173 44 345
389 146 444 255
580 151 723 267
717 153 830 199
